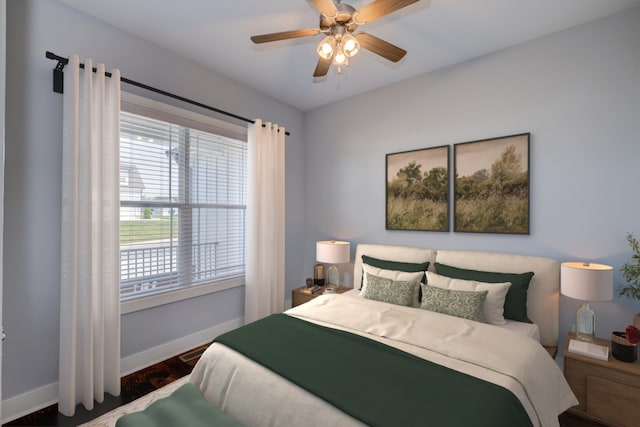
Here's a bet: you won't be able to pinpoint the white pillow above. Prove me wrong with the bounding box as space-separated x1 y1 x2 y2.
425 271 511 325
361 264 424 307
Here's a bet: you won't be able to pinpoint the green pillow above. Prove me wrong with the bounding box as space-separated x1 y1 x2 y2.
361 255 430 289
434 263 534 323
362 273 418 307
420 284 488 322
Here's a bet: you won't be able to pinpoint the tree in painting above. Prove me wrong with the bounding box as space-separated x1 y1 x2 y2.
455 142 529 234
386 153 449 231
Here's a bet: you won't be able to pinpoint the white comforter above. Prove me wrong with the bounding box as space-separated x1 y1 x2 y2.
190 293 577 427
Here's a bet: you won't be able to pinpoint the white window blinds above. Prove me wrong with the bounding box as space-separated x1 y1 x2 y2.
119 106 247 300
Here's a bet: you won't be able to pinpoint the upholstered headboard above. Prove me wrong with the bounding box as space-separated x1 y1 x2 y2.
353 244 560 347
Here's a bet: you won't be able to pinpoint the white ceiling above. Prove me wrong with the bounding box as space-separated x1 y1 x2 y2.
57 0 639 111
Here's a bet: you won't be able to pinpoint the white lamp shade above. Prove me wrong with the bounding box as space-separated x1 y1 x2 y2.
316 241 351 264
561 262 613 301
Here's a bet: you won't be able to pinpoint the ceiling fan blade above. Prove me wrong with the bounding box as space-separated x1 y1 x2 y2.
313 57 332 77
353 0 420 25
313 0 338 17
251 28 321 44
355 32 407 62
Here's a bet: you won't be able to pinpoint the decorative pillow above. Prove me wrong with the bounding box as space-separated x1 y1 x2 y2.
362 273 418 307
425 271 511 325
420 284 488 322
360 264 424 306
434 263 534 323
360 255 429 288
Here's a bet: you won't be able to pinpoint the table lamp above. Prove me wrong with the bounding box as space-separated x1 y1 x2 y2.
561 261 613 342
316 240 351 289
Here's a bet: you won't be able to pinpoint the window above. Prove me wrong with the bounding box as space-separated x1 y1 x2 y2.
119 94 247 309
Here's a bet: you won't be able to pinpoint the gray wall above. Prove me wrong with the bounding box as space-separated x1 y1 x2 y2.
3 0 305 407
303 8 640 357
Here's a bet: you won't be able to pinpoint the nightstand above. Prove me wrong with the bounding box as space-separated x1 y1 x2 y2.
563 332 640 426
291 285 351 307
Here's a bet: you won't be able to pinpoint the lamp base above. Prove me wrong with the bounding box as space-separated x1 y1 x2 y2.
575 301 596 343
327 264 339 287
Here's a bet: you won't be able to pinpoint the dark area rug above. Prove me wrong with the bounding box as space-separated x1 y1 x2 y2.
119 354 197 402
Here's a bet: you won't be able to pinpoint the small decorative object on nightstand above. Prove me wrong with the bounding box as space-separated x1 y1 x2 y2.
611 331 638 362
564 332 640 426
561 262 613 343
313 263 325 286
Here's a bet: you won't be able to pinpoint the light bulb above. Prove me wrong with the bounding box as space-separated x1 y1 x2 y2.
334 50 346 65
316 36 336 60
344 39 356 51
342 34 360 57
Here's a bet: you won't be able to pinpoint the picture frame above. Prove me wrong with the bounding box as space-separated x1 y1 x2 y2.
386 145 450 232
453 133 530 234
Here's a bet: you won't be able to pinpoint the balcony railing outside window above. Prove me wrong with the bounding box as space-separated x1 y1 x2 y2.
120 241 232 297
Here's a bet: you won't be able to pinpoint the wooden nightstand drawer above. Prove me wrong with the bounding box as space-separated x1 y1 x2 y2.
588 376 640 427
292 289 316 307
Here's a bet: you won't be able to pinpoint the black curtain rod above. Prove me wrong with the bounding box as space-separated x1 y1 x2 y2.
45 51 290 136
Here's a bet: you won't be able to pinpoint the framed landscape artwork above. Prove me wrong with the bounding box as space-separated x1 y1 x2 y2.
386 145 450 232
453 133 530 234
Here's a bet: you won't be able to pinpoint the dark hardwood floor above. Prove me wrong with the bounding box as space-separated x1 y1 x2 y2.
3 343 604 426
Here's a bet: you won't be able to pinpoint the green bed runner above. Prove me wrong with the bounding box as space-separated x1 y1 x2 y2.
216 313 533 427
115 382 243 427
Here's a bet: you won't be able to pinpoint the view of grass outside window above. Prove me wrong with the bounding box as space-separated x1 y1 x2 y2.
119 107 247 300
120 216 177 244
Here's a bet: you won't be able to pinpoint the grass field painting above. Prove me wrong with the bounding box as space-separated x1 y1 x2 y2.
386 145 450 231
454 133 530 234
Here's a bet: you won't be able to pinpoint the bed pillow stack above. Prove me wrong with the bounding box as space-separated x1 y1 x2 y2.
434 263 534 323
360 255 430 307
358 256 535 325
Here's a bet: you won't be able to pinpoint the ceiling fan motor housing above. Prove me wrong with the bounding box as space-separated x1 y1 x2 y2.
320 3 358 33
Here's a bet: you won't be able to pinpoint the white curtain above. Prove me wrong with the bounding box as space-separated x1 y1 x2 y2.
59 55 121 416
245 120 286 323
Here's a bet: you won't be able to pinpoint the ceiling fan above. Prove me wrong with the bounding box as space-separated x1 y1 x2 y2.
250 0 421 78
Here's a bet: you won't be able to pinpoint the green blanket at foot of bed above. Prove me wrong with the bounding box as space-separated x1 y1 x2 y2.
216 313 533 427
115 382 243 427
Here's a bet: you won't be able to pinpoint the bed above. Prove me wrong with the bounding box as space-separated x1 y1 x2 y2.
184 244 578 427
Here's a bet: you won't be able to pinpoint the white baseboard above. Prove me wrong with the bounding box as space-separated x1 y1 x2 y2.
1 382 59 426
120 316 243 375
1 316 243 424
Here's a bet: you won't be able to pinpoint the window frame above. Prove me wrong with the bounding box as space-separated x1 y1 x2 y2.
120 92 247 314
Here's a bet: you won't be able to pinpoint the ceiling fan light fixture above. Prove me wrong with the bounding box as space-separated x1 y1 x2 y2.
251 0 421 78
317 36 336 60
342 34 360 57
